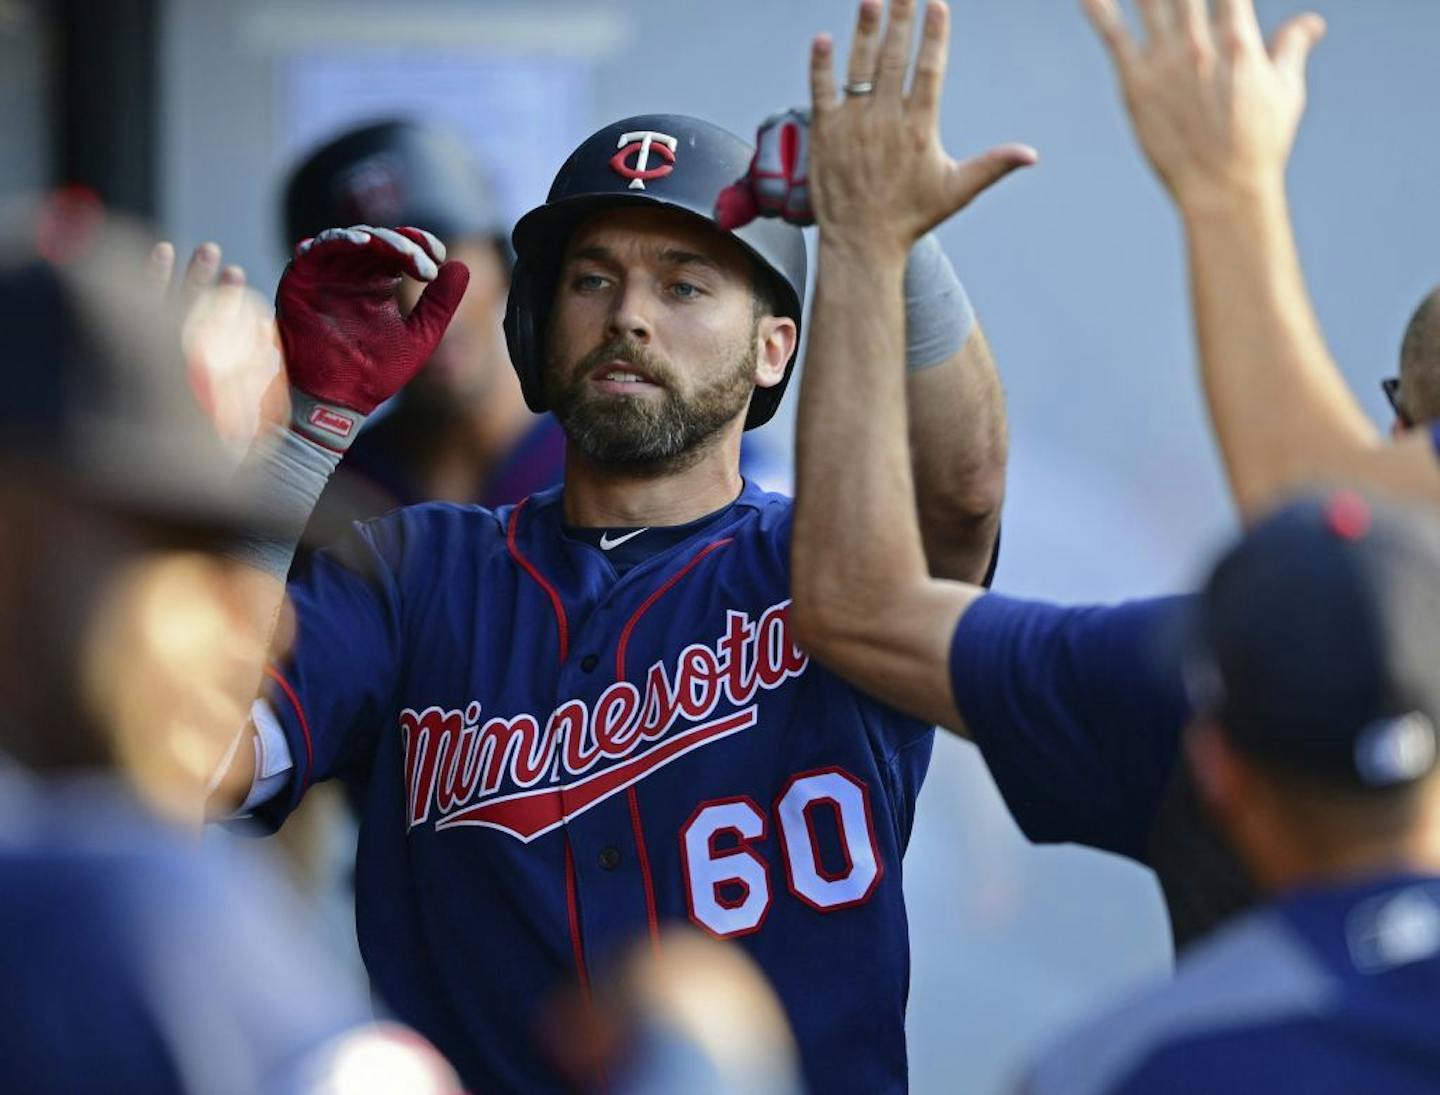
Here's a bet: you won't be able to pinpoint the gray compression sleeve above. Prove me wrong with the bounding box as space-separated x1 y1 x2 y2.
227 423 342 581
904 233 976 371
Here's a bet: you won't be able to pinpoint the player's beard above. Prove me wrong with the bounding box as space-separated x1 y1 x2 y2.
544 330 756 477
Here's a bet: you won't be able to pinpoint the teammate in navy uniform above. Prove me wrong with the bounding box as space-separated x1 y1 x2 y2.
218 8 1018 1085
1026 491 1440 1094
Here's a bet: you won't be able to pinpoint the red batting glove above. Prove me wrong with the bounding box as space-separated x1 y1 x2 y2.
715 108 813 231
276 224 469 451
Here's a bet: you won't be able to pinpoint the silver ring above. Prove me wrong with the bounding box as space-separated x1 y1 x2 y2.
843 81 875 97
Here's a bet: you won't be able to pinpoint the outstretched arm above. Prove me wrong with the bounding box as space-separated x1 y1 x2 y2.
788 0 1034 731
1084 0 1440 518
207 227 469 814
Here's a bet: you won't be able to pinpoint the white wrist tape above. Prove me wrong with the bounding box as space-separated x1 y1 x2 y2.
226 418 343 581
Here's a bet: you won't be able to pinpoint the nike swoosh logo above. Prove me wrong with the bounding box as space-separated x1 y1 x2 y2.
599 527 649 550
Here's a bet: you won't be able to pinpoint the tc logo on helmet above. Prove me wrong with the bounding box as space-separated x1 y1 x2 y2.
610 131 678 190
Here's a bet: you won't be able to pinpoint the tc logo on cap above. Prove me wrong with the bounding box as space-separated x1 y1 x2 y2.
335 154 407 225
610 131 678 190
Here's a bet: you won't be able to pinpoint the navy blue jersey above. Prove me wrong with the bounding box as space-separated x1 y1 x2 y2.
1026 872 1440 1093
258 481 934 1093
0 764 423 1094
949 594 1259 948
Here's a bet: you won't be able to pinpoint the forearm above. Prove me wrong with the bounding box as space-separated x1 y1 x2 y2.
1183 184 1380 517
792 238 973 730
907 322 1006 581
204 424 337 818
794 238 920 627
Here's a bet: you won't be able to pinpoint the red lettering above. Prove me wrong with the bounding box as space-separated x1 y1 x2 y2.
718 610 757 706
435 721 480 814
559 699 602 776
401 707 462 828
677 645 722 720
594 683 642 756
476 714 547 795
638 661 681 742
402 600 809 835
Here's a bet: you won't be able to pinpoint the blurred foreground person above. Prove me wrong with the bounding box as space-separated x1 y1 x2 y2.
0 200 457 1095
283 119 565 544
1027 492 1440 1094
546 928 803 1095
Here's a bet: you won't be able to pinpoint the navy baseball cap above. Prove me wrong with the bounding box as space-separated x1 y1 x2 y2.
1185 490 1440 789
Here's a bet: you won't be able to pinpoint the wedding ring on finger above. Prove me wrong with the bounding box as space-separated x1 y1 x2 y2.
842 81 875 97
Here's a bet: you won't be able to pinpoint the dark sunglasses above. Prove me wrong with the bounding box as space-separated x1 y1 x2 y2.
1382 377 1413 429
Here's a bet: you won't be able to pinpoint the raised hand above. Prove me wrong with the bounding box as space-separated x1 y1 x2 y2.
806 0 1036 259
142 240 280 451
147 240 247 302
1083 0 1326 208
275 225 469 450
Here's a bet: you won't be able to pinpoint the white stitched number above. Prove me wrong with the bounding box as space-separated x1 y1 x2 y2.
681 797 770 938
681 769 882 939
777 770 882 910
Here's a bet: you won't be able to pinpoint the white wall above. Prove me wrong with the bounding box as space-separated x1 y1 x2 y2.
161 2 1440 1090
0 0 48 200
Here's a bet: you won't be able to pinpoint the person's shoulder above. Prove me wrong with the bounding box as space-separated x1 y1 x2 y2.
734 480 794 534
1025 907 1337 1095
357 497 513 559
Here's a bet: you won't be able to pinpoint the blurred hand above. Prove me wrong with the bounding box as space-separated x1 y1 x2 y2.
146 239 247 302
1083 0 1326 208
805 0 1036 260
275 226 469 449
148 241 282 451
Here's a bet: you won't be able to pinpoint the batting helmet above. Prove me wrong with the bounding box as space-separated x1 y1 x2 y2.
504 114 807 431
282 119 507 253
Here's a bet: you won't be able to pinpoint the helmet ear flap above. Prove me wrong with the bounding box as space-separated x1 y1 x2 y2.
503 257 554 415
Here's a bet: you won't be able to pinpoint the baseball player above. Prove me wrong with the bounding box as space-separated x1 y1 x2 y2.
1026 492 1440 1094
0 202 457 1094
215 11 1014 1089
1083 0 1440 517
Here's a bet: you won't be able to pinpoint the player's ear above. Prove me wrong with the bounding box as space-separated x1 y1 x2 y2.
1186 719 1246 820
753 315 797 391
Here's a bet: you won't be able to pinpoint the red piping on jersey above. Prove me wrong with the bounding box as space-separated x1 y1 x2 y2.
507 498 571 662
613 536 734 954
614 538 734 680
563 836 610 1091
264 666 314 792
627 786 661 953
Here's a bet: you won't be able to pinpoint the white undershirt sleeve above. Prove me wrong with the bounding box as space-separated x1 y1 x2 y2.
238 699 296 815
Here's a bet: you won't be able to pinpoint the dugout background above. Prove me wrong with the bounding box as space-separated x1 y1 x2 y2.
5 1 1438 1090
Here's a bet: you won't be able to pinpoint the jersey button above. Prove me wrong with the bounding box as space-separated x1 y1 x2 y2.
598 846 622 870
580 654 599 673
